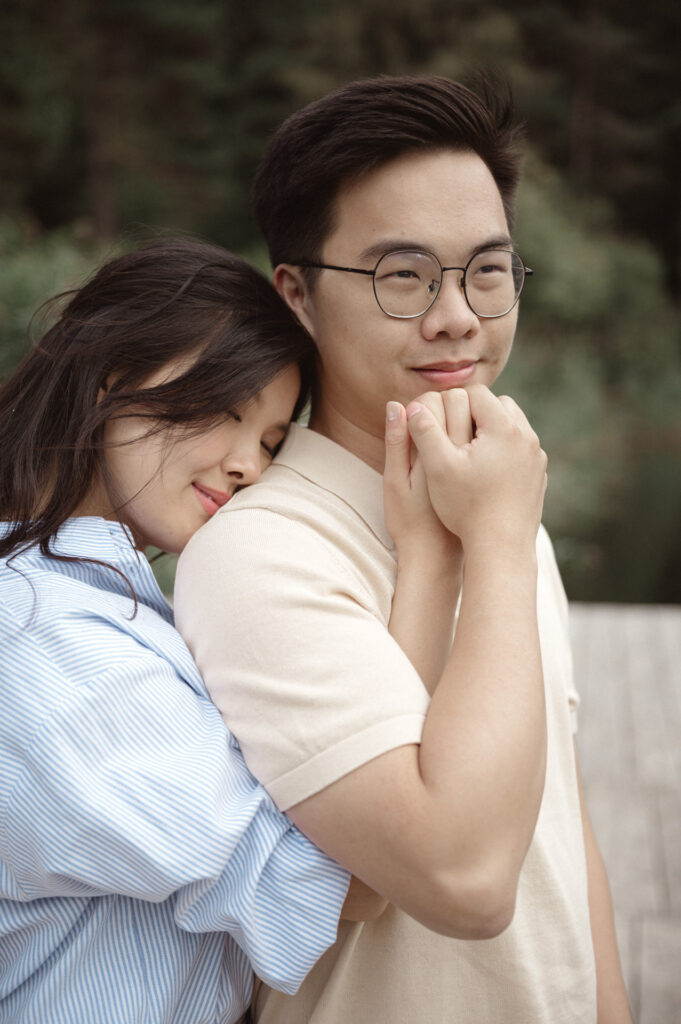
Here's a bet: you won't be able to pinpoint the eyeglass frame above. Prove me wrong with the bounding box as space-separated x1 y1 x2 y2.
293 248 533 320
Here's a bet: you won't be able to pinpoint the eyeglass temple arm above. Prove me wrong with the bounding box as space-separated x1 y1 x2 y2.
295 262 374 276
296 260 533 277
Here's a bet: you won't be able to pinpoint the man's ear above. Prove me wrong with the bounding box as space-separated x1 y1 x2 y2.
273 264 316 338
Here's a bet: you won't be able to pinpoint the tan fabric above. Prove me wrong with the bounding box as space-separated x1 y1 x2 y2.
175 423 596 1024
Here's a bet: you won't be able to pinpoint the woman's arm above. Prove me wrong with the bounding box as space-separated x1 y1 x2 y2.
339 398 470 921
383 395 468 694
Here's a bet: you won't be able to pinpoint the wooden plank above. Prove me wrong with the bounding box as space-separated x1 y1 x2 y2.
625 610 681 789
639 917 681 1024
658 790 681 916
570 604 636 784
569 603 681 1020
582 782 665 918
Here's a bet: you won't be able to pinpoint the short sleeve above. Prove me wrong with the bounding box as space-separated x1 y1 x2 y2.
175 507 430 810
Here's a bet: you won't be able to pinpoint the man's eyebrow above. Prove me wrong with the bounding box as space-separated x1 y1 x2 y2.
358 235 515 264
358 240 427 263
469 235 514 256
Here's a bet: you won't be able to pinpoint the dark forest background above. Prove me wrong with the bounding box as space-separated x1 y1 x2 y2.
1 0 679 602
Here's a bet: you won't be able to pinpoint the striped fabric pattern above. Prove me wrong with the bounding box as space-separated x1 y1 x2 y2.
0 518 349 1024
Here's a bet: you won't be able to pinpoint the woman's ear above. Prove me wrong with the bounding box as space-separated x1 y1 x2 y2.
273 264 317 338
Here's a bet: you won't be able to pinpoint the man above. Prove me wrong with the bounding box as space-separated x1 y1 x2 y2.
175 76 631 1023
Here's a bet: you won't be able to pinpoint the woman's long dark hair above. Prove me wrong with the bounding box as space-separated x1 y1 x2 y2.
0 238 315 563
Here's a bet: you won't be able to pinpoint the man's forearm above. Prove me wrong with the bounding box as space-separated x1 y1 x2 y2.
289 539 548 939
418 541 547 898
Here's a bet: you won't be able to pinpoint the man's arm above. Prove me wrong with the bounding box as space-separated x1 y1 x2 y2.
286 387 547 938
339 397 470 924
575 748 633 1023
176 386 547 941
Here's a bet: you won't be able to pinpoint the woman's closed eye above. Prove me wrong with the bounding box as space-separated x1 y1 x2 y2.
261 430 288 460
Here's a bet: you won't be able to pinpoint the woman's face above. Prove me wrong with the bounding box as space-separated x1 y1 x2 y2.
89 363 301 554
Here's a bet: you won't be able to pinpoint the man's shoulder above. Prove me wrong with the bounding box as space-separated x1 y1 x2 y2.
225 461 321 516
195 465 342 563
176 455 394 618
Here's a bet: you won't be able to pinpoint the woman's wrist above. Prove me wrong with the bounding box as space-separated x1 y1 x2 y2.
395 533 463 581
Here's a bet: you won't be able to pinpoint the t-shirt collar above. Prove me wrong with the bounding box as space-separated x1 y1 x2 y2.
275 423 394 550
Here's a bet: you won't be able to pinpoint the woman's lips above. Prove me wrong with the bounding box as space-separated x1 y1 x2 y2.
192 483 230 517
413 361 478 387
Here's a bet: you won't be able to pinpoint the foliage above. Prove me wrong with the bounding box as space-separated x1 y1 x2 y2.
505 157 681 600
0 217 108 374
1 1 679 601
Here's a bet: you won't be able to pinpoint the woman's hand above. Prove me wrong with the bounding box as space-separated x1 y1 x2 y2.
383 390 472 568
383 390 472 693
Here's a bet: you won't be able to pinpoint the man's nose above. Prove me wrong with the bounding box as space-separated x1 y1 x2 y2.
420 271 479 339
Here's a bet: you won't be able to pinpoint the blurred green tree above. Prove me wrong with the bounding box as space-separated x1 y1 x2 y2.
506 155 681 601
1 0 679 601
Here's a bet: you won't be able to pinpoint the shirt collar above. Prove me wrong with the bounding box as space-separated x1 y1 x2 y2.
46 517 141 565
274 423 394 550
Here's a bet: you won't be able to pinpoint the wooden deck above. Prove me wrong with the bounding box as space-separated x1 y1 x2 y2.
570 603 681 1024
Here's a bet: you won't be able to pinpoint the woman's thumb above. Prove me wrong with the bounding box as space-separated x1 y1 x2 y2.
383 401 410 482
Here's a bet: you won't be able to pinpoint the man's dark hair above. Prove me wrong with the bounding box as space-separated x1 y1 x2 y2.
253 74 524 270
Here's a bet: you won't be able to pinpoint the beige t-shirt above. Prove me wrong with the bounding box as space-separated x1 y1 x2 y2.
174 423 596 1024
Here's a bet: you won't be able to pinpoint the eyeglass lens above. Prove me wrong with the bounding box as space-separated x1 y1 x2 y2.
373 250 525 318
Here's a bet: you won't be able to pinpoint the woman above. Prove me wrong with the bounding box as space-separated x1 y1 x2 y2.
0 239 351 1024
0 238 456 1023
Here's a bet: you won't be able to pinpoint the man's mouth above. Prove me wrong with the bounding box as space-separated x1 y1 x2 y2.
412 360 479 386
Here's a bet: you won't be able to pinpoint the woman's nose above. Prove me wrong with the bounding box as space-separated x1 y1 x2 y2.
222 447 262 486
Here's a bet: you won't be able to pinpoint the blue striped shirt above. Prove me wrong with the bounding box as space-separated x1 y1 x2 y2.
0 518 349 1024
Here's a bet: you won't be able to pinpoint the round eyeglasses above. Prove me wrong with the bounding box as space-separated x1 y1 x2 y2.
295 249 533 319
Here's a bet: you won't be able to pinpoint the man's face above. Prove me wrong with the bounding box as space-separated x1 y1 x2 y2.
286 149 519 443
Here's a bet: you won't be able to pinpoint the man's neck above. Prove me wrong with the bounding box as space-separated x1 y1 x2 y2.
309 400 385 474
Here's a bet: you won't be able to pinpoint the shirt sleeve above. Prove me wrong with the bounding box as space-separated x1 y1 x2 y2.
2 621 349 993
174 506 430 811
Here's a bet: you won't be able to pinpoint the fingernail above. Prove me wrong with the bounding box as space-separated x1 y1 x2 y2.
406 403 423 420
386 401 401 422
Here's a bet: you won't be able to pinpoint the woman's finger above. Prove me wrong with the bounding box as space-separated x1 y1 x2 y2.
442 388 473 446
383 401 410 492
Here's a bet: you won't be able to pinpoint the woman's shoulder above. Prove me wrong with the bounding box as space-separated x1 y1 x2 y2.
1 518 205 703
